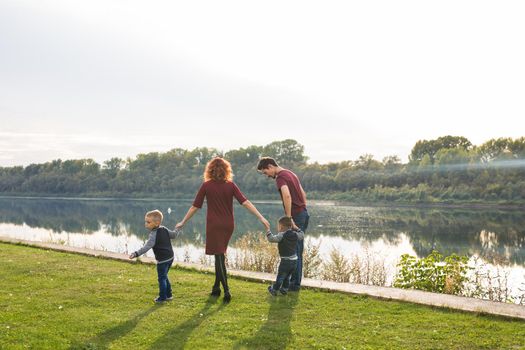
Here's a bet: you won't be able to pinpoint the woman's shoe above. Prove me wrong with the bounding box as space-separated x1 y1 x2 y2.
223 290 231 303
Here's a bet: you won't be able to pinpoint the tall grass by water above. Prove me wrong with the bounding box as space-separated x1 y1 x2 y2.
190 233 525 305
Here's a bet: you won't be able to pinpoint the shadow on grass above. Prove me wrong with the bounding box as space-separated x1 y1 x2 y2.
233 292 299 350
148 296 226 350
69 305 158 350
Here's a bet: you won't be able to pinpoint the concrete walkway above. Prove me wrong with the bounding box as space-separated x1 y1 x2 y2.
2 237 524 320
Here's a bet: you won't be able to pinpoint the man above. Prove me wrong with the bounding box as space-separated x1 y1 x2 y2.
257 157 309 291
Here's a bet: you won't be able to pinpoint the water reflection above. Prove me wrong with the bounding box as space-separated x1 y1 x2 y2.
0 197 524 267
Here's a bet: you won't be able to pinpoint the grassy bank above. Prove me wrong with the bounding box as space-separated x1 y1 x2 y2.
1 243 524 349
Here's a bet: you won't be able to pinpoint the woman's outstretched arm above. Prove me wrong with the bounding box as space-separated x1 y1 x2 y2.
176 206 200 229
242 200 270 231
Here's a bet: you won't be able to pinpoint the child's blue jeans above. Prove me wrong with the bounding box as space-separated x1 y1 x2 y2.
157 259 173 300
272 259 297 292
290 208 310 290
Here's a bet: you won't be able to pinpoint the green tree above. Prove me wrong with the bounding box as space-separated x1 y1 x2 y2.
410 136 472 164
262 139 308 166
103 158 124 178
476 138 512 162
355 154 383 171
382 155 402 171
434 148 471 165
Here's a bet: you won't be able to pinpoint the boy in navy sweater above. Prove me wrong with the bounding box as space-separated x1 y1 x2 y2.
129 209 181 303
266 216 304 296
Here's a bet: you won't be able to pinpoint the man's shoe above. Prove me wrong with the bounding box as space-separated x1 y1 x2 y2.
279 288 288 295
166 296 173 301
267 285 277 296
210 288 221 297
154 297 167 303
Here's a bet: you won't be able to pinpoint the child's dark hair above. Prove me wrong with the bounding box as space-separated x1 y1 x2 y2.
257 157 279 170
278 216 293 229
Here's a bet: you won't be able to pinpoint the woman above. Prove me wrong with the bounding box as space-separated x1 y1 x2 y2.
176 157 270 302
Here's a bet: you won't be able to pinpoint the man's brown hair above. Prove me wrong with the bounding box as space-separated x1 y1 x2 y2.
257 157 279 170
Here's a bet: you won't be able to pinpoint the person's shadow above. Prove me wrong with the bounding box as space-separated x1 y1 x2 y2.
69 305 158 349
233 292 299 350
148 296 226 350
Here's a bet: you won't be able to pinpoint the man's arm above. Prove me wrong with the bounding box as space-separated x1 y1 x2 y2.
280 185 293 217
280 185 299 229
300 184 307 205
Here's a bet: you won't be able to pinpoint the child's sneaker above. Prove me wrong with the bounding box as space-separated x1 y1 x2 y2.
166 296 173 301
267 285 277 296
154 297 167 303
279 288 288 295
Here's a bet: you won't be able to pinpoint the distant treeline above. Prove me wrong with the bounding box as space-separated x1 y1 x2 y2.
1 136 524 204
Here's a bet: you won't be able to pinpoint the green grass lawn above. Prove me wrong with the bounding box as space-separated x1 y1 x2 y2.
1 243 524 350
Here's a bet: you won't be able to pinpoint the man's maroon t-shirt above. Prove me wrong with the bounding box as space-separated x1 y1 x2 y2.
193 180 247 254
275 169 306 216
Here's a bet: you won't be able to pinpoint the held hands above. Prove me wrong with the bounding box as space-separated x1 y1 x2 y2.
175 222 184 229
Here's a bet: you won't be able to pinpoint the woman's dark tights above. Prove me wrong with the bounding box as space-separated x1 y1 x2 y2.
213 254 229 292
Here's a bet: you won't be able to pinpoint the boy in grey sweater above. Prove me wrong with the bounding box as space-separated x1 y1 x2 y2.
129 209 181 303
266 216 304 295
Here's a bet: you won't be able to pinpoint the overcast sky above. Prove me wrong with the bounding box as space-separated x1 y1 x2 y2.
1 0 524 167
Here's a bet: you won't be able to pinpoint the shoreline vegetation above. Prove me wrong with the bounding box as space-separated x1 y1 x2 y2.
1 242 524 349
228 234 525 305
0 136 524 206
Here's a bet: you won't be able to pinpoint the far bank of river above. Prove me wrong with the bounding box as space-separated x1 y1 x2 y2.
1 194 525 210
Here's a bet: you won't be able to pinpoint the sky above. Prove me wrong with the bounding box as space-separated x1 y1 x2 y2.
1 0 524 167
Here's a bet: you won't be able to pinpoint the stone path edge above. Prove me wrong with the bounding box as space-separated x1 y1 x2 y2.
2 236 524 321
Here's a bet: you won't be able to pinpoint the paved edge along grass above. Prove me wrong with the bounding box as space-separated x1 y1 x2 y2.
1 242 525 350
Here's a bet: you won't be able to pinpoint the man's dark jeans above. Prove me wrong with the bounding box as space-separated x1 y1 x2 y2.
290 208 309 290
272 259 297 292
157 259 173 300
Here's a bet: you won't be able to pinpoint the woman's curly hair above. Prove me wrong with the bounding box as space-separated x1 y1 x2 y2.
204 157 233 182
